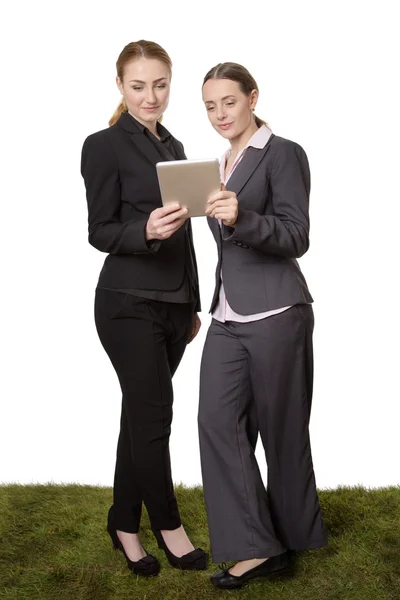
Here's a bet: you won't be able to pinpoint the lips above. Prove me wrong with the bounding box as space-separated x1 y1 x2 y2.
219 123 233 130
142 106 160 112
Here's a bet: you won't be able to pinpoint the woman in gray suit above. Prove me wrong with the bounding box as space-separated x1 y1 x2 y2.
198 62 328 590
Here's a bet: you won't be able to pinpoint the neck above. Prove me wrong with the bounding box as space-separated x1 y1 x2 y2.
229 119 259 156
147 122 159 137
128 111 159 138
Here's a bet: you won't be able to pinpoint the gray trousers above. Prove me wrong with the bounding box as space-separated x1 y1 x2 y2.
198 304 327 562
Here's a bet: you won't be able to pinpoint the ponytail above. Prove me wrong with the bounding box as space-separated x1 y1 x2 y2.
109 97 128 127
254 113 268 128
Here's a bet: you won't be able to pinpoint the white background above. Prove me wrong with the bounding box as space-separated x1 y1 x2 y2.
1 1 399 490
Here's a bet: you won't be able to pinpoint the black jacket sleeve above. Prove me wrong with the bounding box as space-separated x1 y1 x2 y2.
81 132 158 255
222 140 311 258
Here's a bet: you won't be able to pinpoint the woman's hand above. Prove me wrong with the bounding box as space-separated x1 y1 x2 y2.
146 204 188 241
205 189 238 227
188 313 201 344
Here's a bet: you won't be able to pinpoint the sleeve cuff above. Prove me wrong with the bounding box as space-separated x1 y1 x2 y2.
143 221 161 254
146 239 162 253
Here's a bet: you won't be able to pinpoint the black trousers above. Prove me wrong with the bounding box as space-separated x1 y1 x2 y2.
95 288 194 533
198 304 328 562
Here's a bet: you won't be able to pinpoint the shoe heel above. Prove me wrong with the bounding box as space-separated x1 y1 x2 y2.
108 516 160 577
153 530 164 550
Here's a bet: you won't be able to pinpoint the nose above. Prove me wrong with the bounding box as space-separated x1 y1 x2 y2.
216 105 227 121
145 88 157 105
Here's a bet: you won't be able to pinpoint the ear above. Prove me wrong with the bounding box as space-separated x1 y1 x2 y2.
116 76 123 95
249 89 259 111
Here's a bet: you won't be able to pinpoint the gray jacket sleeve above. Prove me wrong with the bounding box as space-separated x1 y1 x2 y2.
222 140 311 258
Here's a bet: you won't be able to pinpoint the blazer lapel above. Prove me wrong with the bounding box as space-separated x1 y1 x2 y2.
171 139 186 160
129 134 162 166
207 216 222 250
226 134 274 195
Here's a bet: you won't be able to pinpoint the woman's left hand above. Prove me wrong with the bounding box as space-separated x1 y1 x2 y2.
188 313 201 344
205 190 238 227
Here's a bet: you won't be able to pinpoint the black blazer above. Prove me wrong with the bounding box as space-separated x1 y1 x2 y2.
208 134 313 314
81 112 200 311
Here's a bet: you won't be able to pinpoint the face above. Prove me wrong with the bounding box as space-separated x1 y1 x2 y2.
117 57 171 127
202 78 258 140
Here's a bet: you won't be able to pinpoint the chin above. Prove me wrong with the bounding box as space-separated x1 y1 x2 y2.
141 113 162 122
218 129 236 140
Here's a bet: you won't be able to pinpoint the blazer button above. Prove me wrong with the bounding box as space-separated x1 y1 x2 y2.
232 240 237 245
236 241 243 247
242 244 249 249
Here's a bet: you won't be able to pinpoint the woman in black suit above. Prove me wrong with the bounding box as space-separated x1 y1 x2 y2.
81 40 206 577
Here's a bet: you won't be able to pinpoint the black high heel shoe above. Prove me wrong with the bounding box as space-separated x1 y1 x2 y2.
107 508 160 577
152 529 207 570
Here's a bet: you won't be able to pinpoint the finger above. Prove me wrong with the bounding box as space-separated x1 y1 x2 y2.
158 218 187 237
214 212 236 221
160 207 188 225
207 191 225 204
207 204 235 217
214 210 235 218
207 192 223 205
205 201 230 215
156 203 182 217
205 206 218 218
207 191 235 204
210 199 235 209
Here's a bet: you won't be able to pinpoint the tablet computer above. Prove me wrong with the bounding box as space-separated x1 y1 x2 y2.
156 158 221 217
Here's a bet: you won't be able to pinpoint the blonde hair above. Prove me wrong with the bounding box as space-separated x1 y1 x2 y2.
203 62 268 128
109 40 172 127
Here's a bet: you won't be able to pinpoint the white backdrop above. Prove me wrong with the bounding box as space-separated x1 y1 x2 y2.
1 1 399 490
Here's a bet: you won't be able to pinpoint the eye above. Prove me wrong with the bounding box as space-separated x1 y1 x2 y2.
206 106 215 112
226 102 235 107
132 86 143 91
156 84 167 89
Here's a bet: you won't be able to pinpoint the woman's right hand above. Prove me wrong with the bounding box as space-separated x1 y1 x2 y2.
146 204 188 241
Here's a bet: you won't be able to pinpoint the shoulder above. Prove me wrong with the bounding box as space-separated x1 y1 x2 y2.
81 125 123 169
81 125 120 174
82 123 119 151
270 135 307 156
172 136 184 152
268 135 309 170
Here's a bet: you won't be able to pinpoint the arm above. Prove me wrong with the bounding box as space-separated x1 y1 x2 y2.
81 132 157 255
222 141 311 258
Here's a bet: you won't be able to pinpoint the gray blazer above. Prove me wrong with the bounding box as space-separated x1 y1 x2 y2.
208 134 313 315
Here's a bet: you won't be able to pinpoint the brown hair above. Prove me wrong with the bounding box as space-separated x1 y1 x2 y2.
109 40 172 126
203 62 267 128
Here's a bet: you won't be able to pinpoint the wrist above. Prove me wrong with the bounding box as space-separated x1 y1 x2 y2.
145 222 155 241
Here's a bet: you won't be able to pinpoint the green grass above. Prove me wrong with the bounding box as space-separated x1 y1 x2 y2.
0 485 399 600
